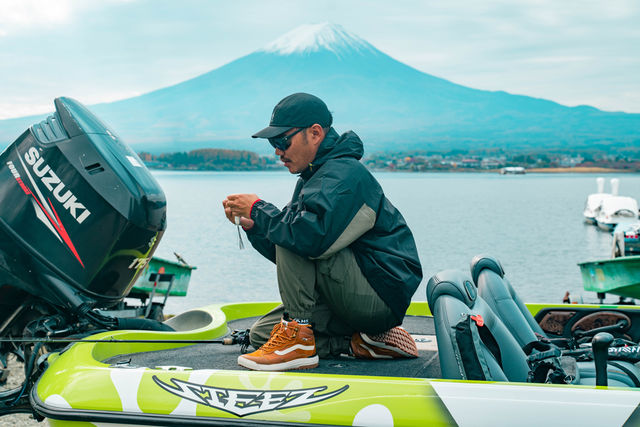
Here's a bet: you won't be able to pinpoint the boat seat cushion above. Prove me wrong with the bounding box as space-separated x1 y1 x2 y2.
471 254 545 341
427 269 531 383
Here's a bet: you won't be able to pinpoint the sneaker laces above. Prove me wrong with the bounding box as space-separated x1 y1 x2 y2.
261 322 296 352
268 322 283 336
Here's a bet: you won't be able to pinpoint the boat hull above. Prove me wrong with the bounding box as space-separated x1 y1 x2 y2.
579 256 640 299
36 371 640 427
597 221 616 232
29 301 640 426
130 256 196 297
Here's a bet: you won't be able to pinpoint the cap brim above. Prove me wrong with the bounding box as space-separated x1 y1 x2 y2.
252 125 292 139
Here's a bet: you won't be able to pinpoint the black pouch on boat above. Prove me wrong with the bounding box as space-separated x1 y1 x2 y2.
454 314 501 380
523 340 571 384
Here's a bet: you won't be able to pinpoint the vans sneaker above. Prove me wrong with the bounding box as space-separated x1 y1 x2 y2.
351 327 418 359
238 319 319 371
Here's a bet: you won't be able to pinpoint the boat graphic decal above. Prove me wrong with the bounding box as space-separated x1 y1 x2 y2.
153 375 349 417
7 157 85 267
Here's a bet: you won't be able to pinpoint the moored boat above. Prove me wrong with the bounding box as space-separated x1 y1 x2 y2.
101 255 197 321
583 177 612 225
578 255 640 300
595 195 639 232
613 221 640 258
499 166 526 175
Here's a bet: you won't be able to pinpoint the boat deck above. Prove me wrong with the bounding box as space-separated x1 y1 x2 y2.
103 315 441 378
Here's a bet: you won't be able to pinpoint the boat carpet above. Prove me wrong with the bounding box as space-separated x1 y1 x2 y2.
103 315 441 379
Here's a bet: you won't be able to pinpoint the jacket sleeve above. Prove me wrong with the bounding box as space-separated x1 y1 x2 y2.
249 162 377 259
245 225 276 263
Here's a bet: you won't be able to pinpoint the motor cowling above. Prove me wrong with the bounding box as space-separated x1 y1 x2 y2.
0 97 166 313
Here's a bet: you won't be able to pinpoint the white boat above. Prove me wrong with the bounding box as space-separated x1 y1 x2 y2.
583 177 612 224
612 221 640 257
499 166 525 174
595 195 639 231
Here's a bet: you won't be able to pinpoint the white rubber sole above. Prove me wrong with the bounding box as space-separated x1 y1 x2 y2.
237 355 319 371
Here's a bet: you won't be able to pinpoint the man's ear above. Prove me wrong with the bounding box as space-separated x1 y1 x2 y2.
308 124 325 146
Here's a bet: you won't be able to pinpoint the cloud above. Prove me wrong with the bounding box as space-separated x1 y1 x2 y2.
0 0 638 115
0 100 52 120
521 56 593 64
0 0 74 29
0 0 130 35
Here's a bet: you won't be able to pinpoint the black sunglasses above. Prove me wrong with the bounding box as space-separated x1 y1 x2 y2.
268 127 305 151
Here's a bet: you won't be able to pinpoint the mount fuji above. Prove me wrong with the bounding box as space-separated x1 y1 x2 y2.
1 23 638 154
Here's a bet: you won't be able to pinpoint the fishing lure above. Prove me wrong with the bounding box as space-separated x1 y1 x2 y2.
235 216 245 250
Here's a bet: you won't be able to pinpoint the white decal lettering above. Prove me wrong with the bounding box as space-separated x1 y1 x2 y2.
24 147 39 165
53 183 72 203
76 209 91 224
42 169 61 191
153 376 348 418
19 146 91 224
33 158 50 177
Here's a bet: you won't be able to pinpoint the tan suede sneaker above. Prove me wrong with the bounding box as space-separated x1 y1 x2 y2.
351 327 419 359
238 319 319 371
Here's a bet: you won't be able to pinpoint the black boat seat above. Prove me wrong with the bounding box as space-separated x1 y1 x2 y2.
426 269 531 382
470 254 640 388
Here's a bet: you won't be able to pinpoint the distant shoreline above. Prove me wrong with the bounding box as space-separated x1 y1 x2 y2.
148 166 639 174
139 148 640 174
526 167 636 173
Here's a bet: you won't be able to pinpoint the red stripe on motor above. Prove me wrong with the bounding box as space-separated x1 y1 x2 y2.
16 178 31 195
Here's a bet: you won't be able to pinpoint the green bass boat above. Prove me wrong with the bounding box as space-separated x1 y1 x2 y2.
25 298 640 425
26 255 640 426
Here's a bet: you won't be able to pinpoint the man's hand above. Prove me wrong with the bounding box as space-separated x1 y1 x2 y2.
222 193 259 229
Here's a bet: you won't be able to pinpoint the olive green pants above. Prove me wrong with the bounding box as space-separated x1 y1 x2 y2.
249 246 398 358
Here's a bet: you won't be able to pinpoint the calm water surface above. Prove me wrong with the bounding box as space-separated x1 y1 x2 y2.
148 171 640 314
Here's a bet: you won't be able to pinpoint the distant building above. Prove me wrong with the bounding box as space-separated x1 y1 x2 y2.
481 158 503 169
461 158 480 168
559 155 585 167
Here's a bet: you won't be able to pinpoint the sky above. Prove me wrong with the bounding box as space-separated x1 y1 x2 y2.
0 0 638 120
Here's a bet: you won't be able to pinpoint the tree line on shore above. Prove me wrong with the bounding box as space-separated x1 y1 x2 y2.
137 149 279 171
138 147 640 172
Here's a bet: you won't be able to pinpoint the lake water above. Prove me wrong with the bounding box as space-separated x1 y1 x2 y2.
147 170 640 314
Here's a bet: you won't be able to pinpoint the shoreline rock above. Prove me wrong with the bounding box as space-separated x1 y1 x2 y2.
1 355 40 426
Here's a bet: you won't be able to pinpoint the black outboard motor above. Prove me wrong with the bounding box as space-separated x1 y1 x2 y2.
0 97 167 334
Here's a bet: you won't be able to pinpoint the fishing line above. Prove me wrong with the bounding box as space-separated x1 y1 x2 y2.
0 328 252 352
0 336 236 345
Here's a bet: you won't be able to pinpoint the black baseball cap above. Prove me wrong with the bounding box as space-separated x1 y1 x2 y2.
252 93 333 139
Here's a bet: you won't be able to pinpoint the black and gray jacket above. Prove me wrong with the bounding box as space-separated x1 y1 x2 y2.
246 128 422 322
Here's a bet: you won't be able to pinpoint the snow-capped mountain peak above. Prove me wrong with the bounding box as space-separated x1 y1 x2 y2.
259 22 377 56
